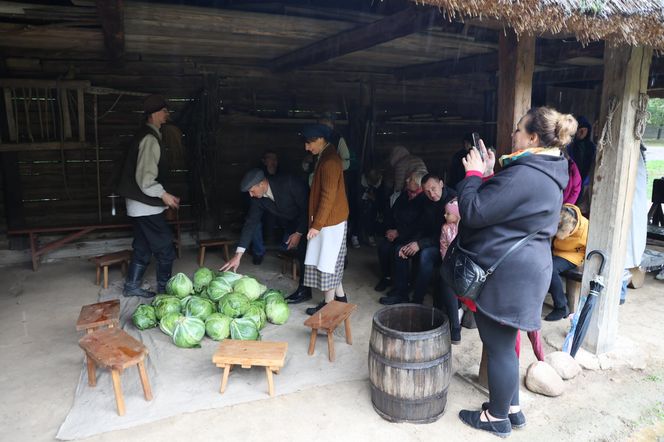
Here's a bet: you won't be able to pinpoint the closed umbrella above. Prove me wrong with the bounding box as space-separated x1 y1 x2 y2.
563 250 607 357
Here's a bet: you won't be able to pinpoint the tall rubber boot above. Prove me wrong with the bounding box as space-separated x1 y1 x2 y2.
123 261 155 298
156 260 173 294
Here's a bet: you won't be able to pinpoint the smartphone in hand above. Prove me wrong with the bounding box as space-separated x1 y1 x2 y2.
472 132 484 160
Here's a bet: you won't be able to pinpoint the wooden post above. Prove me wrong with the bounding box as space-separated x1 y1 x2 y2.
583 45 652 355
495 30 535 158
478 30 535 385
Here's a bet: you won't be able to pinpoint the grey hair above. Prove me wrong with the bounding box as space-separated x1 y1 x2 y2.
408 169 427 186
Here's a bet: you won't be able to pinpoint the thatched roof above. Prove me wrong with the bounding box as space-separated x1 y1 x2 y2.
416 0 664 48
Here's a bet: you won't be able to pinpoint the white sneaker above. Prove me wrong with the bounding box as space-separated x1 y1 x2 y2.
351 236 360 248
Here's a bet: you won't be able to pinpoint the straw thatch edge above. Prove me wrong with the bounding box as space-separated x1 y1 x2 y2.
416 0 664 48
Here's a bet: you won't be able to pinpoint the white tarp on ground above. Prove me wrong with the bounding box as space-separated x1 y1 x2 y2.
56 279 366 440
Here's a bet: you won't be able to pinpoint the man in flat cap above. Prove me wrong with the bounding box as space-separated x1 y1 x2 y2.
220 168 312 303
117 94 180 298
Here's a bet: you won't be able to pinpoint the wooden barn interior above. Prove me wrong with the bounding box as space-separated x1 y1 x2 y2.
0 0 662 244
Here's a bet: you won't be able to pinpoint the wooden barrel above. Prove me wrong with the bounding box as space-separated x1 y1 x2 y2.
368 304 451 424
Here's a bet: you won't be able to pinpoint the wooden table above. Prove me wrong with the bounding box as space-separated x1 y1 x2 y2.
8 219 194 271
212 340 288 397
304 300 357 362
79 327 152 416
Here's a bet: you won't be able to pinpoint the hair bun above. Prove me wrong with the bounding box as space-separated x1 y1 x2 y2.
554 114 578 147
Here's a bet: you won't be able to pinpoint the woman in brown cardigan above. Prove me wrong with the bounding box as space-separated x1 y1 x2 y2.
300 124 350 315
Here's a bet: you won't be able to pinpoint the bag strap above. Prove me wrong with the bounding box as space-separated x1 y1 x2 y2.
486 230 540 275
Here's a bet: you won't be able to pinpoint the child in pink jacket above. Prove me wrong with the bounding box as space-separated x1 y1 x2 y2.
440 198 460 259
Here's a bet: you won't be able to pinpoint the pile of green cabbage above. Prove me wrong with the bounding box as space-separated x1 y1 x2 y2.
130 268 291 348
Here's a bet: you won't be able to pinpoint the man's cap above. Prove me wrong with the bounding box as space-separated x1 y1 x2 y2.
143 94 168 114
300 123 332 140
240 168 266 192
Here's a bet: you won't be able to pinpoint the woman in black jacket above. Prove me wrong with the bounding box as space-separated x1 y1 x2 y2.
456 107 577 437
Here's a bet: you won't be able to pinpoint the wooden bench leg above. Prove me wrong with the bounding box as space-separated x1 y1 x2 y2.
308 329 318 355
198 246 206 267
265 366 275 397
103 265 109 289
327 330 335 362
220 364 231 394
344 318 353 345
85 353 96 386
95 265 101 285
111 369 125 416
137 360 153 401
223 244 230 262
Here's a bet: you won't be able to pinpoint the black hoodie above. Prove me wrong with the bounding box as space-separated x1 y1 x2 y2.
455 152 569 331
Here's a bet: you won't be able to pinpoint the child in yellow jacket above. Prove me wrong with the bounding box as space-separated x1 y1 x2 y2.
545 204 589 321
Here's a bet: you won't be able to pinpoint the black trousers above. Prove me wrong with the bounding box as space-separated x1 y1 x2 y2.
377 238 403 279
280 218 307 287
131 212 176 269
549 256 576 309
475 309 519 420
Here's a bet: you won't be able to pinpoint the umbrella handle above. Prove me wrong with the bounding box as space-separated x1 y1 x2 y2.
586 250 607 275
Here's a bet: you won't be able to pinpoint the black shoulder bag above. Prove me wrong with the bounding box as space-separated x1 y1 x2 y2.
440 231 540 301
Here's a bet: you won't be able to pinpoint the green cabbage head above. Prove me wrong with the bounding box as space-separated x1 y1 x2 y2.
216 271 243 284
184 296 216 321
262 289 285 305
207 277 234 302
244 304 267 330
230 317 260 340
233 276 265 301
166 273 193 299
218 292 250 318
132 304 157 330
193 267 214 292
172 316 205 348
266 300 290 325
159 312 182 336
205 313 232 340
154 296 181 320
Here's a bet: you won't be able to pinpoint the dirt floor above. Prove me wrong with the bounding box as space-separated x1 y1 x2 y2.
1 246 663 442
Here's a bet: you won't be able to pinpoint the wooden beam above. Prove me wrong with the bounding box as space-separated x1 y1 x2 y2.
395 40 602 81
583 45 652 355
95 0 124 60
269 6 439 72
0 79 91 89
495 29 535 158
0 141 88 152
533 66 603 84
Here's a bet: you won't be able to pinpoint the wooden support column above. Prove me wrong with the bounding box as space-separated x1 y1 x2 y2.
495 30 535 158
583 45 652 355
477 30 535 388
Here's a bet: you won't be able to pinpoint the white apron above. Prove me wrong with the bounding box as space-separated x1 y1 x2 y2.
304 221 346 274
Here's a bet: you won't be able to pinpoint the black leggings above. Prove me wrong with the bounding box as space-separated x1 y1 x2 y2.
475 309 519 419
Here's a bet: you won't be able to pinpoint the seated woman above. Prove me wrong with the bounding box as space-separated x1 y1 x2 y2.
545 203 589 321
374 169 427 294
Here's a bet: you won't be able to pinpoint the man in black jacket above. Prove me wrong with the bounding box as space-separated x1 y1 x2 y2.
220 168 312 303
380 173 456 305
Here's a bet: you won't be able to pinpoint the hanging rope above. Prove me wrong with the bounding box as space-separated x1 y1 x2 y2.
597 96 619 154
632 93 650 141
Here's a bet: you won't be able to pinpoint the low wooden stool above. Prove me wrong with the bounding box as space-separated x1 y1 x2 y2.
78 327 152 416
212 339 288 397
304 300 357 362
89 250 132 289
76 300 121 333
198 238 233 266
277 251 298 280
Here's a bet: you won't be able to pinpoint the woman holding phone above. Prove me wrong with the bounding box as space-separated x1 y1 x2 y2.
455 107 576 437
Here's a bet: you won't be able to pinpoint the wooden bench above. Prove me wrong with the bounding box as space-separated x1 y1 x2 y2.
78 327 152 416
277 251 298 280
304 300 357 362
7 219 194 271
76 300 121 333
198 238 233 266
212 340 288 397
88 250 132 289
